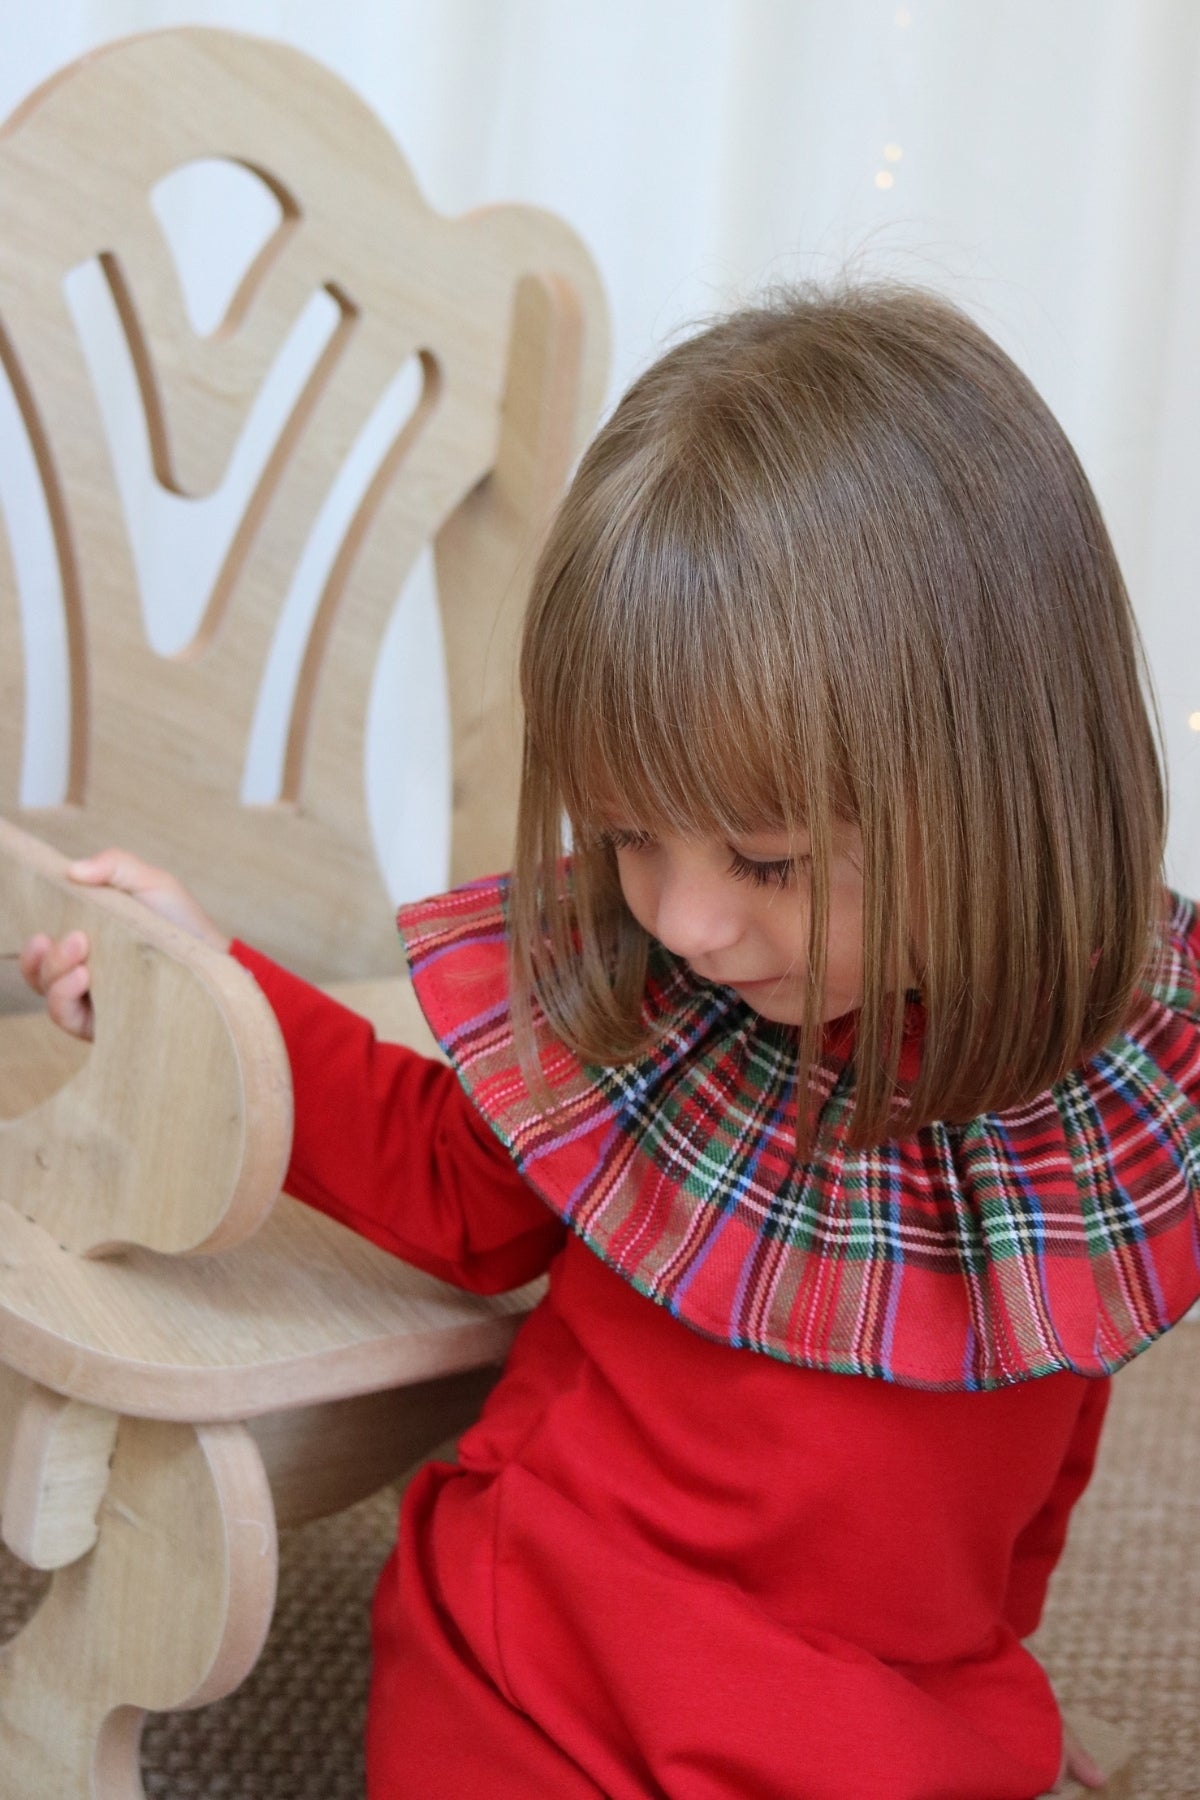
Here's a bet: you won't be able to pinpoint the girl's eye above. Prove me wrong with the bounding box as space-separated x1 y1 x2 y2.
727 850 805 889
599 827 655 853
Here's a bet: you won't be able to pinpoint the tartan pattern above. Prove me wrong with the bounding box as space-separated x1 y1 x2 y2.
398 879 1200 1391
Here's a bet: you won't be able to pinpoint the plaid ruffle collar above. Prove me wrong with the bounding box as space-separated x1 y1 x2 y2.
397 878 1200 1391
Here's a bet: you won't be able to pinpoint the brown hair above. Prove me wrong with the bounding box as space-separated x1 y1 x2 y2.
511 282 1165 1149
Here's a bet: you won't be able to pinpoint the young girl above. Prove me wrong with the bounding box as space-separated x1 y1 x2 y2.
22 285 1199 1800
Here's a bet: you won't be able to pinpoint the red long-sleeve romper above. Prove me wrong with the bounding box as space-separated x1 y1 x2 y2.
233 942 1115 1800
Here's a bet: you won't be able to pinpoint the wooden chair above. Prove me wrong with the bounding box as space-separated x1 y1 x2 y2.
0 28 606 1795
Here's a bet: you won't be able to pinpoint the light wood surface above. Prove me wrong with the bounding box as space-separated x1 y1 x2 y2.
0 817 293 1255
0 1192 541 1421
0 27 607 1792
248 1369 496 1527
0 1005 88 1114
0 1415 277 1799
325 971 446 1061
0 27 608 982
0 1363 119 1569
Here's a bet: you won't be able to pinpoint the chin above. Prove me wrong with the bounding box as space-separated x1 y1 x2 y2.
734 989 806 1025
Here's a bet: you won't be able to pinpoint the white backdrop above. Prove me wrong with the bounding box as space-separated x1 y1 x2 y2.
3 0 1198 897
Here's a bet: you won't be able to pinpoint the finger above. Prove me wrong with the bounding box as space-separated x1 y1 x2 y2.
35 931 90 991
18 933 52 990
1063 1724 1107 1790
19 931 89 995
65 848 227 951
45 962 94 1041
67 848 166 897
1068 1748 1107 1789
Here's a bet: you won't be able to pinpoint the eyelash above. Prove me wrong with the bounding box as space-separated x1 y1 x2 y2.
727 850 801 889
599 830 805 890
599 828 653 852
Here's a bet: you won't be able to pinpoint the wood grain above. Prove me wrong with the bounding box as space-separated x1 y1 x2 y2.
0 28 606 1792
0 27 608 981
0 816 293 1256
0 1416 277 1799
0 1366 118 1569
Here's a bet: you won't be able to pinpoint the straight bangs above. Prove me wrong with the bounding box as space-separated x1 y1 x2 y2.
512 348 893 1140
536 464 838 845
510 282 1166 1154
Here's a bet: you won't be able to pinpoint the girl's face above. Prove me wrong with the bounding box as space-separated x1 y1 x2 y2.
606 820 866 1025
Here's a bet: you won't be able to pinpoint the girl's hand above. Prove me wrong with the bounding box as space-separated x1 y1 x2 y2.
18 850 229 1044
1053 1718 1108 1791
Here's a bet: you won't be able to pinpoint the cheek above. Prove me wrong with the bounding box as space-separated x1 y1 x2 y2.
823 869 867 1002
828 930 865 1003
757 892 811 966
614 851 656 932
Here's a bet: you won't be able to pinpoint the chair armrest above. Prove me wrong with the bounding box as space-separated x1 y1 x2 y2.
0 816 292 1256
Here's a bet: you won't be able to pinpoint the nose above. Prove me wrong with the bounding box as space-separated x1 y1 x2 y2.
648 861 744 964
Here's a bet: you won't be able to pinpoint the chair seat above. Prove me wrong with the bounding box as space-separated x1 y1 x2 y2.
0 1194 540 1422
0 974 533 1424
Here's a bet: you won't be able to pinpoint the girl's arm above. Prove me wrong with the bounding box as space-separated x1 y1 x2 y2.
230 941 564 1292
1003 1375 1111 1639
20 852 565 1294
1004 1380 1113 1793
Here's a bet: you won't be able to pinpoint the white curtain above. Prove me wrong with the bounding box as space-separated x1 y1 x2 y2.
4 0 1198 893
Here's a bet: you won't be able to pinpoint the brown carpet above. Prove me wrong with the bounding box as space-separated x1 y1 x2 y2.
2 1324 1197 1797
1029 1322 1200 1799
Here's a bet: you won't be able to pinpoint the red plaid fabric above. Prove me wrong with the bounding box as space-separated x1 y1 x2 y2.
397 879 1200 1391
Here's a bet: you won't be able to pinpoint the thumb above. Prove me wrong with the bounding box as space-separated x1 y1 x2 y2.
65 850 228 951
67 849 159 896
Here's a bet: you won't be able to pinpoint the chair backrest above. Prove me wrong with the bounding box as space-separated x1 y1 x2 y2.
0 28 608 981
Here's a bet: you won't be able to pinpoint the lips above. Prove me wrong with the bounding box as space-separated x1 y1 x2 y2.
700 972 783 989
688 961 791 990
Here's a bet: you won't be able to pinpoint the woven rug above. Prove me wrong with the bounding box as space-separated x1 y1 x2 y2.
2 1324 1197 1798
1028 1321 1200 1800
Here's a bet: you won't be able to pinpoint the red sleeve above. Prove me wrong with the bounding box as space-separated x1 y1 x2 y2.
1003 1375 1111 1638
229 941 566 1294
